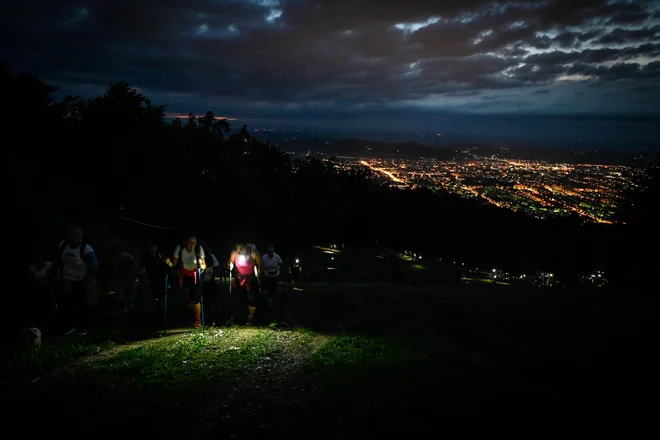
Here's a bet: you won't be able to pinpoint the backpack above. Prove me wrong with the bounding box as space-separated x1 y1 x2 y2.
60 240 86 261
58 240 87 274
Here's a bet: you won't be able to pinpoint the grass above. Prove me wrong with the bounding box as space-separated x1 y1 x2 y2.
14 326 330 437
7 319 506 437
4 245 655 438
1 335 116 385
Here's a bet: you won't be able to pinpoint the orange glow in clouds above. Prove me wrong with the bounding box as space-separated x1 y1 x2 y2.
168 113 236 121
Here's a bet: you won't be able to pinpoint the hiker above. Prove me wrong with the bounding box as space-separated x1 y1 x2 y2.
166 236 206 328
261 244 283 307
200 242 221 321
142 242 169 303
28 249 54 330
229 243 262 325
107 241 139 316
54 226 99 336
289 259 302 283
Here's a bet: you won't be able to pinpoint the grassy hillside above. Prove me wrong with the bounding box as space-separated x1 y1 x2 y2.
3 257 655 438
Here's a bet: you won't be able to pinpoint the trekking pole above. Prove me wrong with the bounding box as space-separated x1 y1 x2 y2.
164 273 169 335
229 266 233 295
199 268 205 328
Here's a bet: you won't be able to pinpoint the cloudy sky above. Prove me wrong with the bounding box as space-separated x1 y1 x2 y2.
2 0 660 142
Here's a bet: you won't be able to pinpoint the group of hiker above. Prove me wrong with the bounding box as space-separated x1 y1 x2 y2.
27 226 287 336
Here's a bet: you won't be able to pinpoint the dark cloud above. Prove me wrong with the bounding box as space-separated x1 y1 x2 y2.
0 0 659 122
567 61 660 81
551 31 595 48
607 10 651 25
595 25 660 45
508 63 569 84
523 43 660 66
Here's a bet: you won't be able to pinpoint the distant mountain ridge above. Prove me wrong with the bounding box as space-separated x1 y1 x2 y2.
275 137 650 166
279 137 469 160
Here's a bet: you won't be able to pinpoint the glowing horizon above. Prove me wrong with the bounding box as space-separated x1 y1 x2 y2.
167 113 237 121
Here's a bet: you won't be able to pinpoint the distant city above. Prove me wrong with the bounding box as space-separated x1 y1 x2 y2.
251 129 653 225
343 156 639 224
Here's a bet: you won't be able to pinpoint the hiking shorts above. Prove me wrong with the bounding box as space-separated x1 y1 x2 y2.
233 274 260 307
181 273 202 304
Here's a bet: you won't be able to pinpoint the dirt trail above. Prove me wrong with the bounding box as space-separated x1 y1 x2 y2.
193 333 331 438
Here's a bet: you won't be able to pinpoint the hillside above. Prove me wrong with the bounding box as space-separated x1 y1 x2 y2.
4 256 654 438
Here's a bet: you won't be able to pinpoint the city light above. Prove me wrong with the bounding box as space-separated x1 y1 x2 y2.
333 155 636 224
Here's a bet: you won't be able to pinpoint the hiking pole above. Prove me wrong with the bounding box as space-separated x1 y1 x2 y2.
229 265 233 295
163 273 169 335
199 268 205 328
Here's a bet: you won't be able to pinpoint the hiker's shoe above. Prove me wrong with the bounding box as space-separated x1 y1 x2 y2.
63 327 76 336
192 318 202 329
75 327 88 336
246 315 255 326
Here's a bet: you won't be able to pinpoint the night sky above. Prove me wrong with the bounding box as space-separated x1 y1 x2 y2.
2 1 660 143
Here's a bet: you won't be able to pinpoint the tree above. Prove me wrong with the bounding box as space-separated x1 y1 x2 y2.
59 95 86 124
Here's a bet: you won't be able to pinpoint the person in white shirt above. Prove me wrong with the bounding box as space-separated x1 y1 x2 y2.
262 245 283 307
55 226 99 336
166 236 206 328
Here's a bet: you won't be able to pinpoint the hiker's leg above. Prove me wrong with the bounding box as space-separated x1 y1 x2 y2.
37 284 56 330
150 272 166 324
71 280 88 333
271 276 279 298
31 285 48 329
242 277 258 325
203 280 215 321
44 284 59 332
237 283 248 321
267 276 278 306
185 276 201 328
247 281 258 318
125 279 137 313
179 278 189 326
149 273 164 300
261 277 269 304
57 280 76 333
